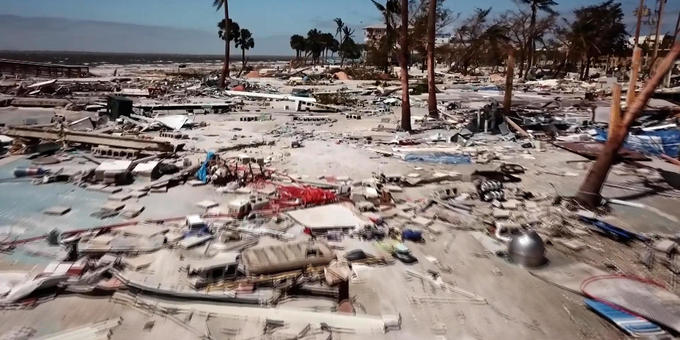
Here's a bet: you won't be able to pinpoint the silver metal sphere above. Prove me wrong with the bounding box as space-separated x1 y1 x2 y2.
508 230 547 267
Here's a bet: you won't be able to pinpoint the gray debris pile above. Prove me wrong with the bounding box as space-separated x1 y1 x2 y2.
0 58 679 340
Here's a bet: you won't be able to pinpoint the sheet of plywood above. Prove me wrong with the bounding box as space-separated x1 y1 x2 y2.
529 254 607 294
287 204 365 230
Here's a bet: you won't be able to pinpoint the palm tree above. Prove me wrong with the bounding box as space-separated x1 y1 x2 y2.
340 26 355 66
213 0 230 88
521 0 558 79
340 37 363 63
372 0 400 73
321 33 337 64
334 18 345 44
306 29 324 64
290 34 306 59
426 0 438 118
235 28 255 70
398 0 411 131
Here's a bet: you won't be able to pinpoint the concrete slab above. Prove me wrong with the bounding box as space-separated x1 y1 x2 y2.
287 203 366 230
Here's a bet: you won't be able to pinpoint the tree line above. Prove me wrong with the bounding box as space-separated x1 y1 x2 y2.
289 19 363 66
211 0 676 133
440 0 631 81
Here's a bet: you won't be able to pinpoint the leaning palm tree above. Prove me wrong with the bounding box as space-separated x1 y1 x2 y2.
426 0 438 118
235 29 255 71
521 0 558 79
213 0 230 88
398 0 411 131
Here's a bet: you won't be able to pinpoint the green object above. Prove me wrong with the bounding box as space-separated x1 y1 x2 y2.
394 243 410 254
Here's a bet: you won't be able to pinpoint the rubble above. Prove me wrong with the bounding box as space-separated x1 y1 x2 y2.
0 51 679 340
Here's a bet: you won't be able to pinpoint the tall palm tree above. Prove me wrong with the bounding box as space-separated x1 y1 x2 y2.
426 0 438 118
372 0 400 73
340 26 355 66
213 0 230 88
398 0 411 131
235 29 255 70
521 0 558 79
334 18 345 44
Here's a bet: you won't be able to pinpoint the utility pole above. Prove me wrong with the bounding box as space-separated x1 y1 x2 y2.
426 0 438 118
503 52 515 115
650 0 666 70
398 0 412 132
626 48 642 106
576 43 680 208
633 0 646 46
502 51 530 138
628 0 646 105
607 84 622 139
665 11 680 87
675 11 680 44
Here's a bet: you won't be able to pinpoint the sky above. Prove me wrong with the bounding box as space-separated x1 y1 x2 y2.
0 0 678 55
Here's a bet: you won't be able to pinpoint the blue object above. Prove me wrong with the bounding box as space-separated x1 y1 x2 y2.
585 299 666 337
195 151 215 183
594 128 680 157
402 229 423 241
579 216 649 243
13 167 47 178
404 153 471 165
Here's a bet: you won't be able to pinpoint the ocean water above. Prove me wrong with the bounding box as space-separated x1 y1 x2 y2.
0 158 118 238
0 51 292 66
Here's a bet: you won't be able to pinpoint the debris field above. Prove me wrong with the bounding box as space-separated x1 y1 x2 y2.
0 60 679 340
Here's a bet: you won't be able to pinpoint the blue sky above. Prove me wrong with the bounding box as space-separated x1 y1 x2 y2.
1 0 678 54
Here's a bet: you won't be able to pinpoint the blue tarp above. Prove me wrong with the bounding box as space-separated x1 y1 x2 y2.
402 229 423 241
404 152 471 165
594 128 680 157
195 151 215 183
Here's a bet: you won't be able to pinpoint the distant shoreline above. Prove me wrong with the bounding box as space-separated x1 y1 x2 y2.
0 50 294 66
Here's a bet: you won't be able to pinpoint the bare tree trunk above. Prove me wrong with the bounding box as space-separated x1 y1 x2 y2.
518 49 525 79
576 43 680 207
426 0 438 118
525 5 537 80
219 2 230 88
384 16 392 73
584 56 591 80
242 49 246 69
399 0 412 131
